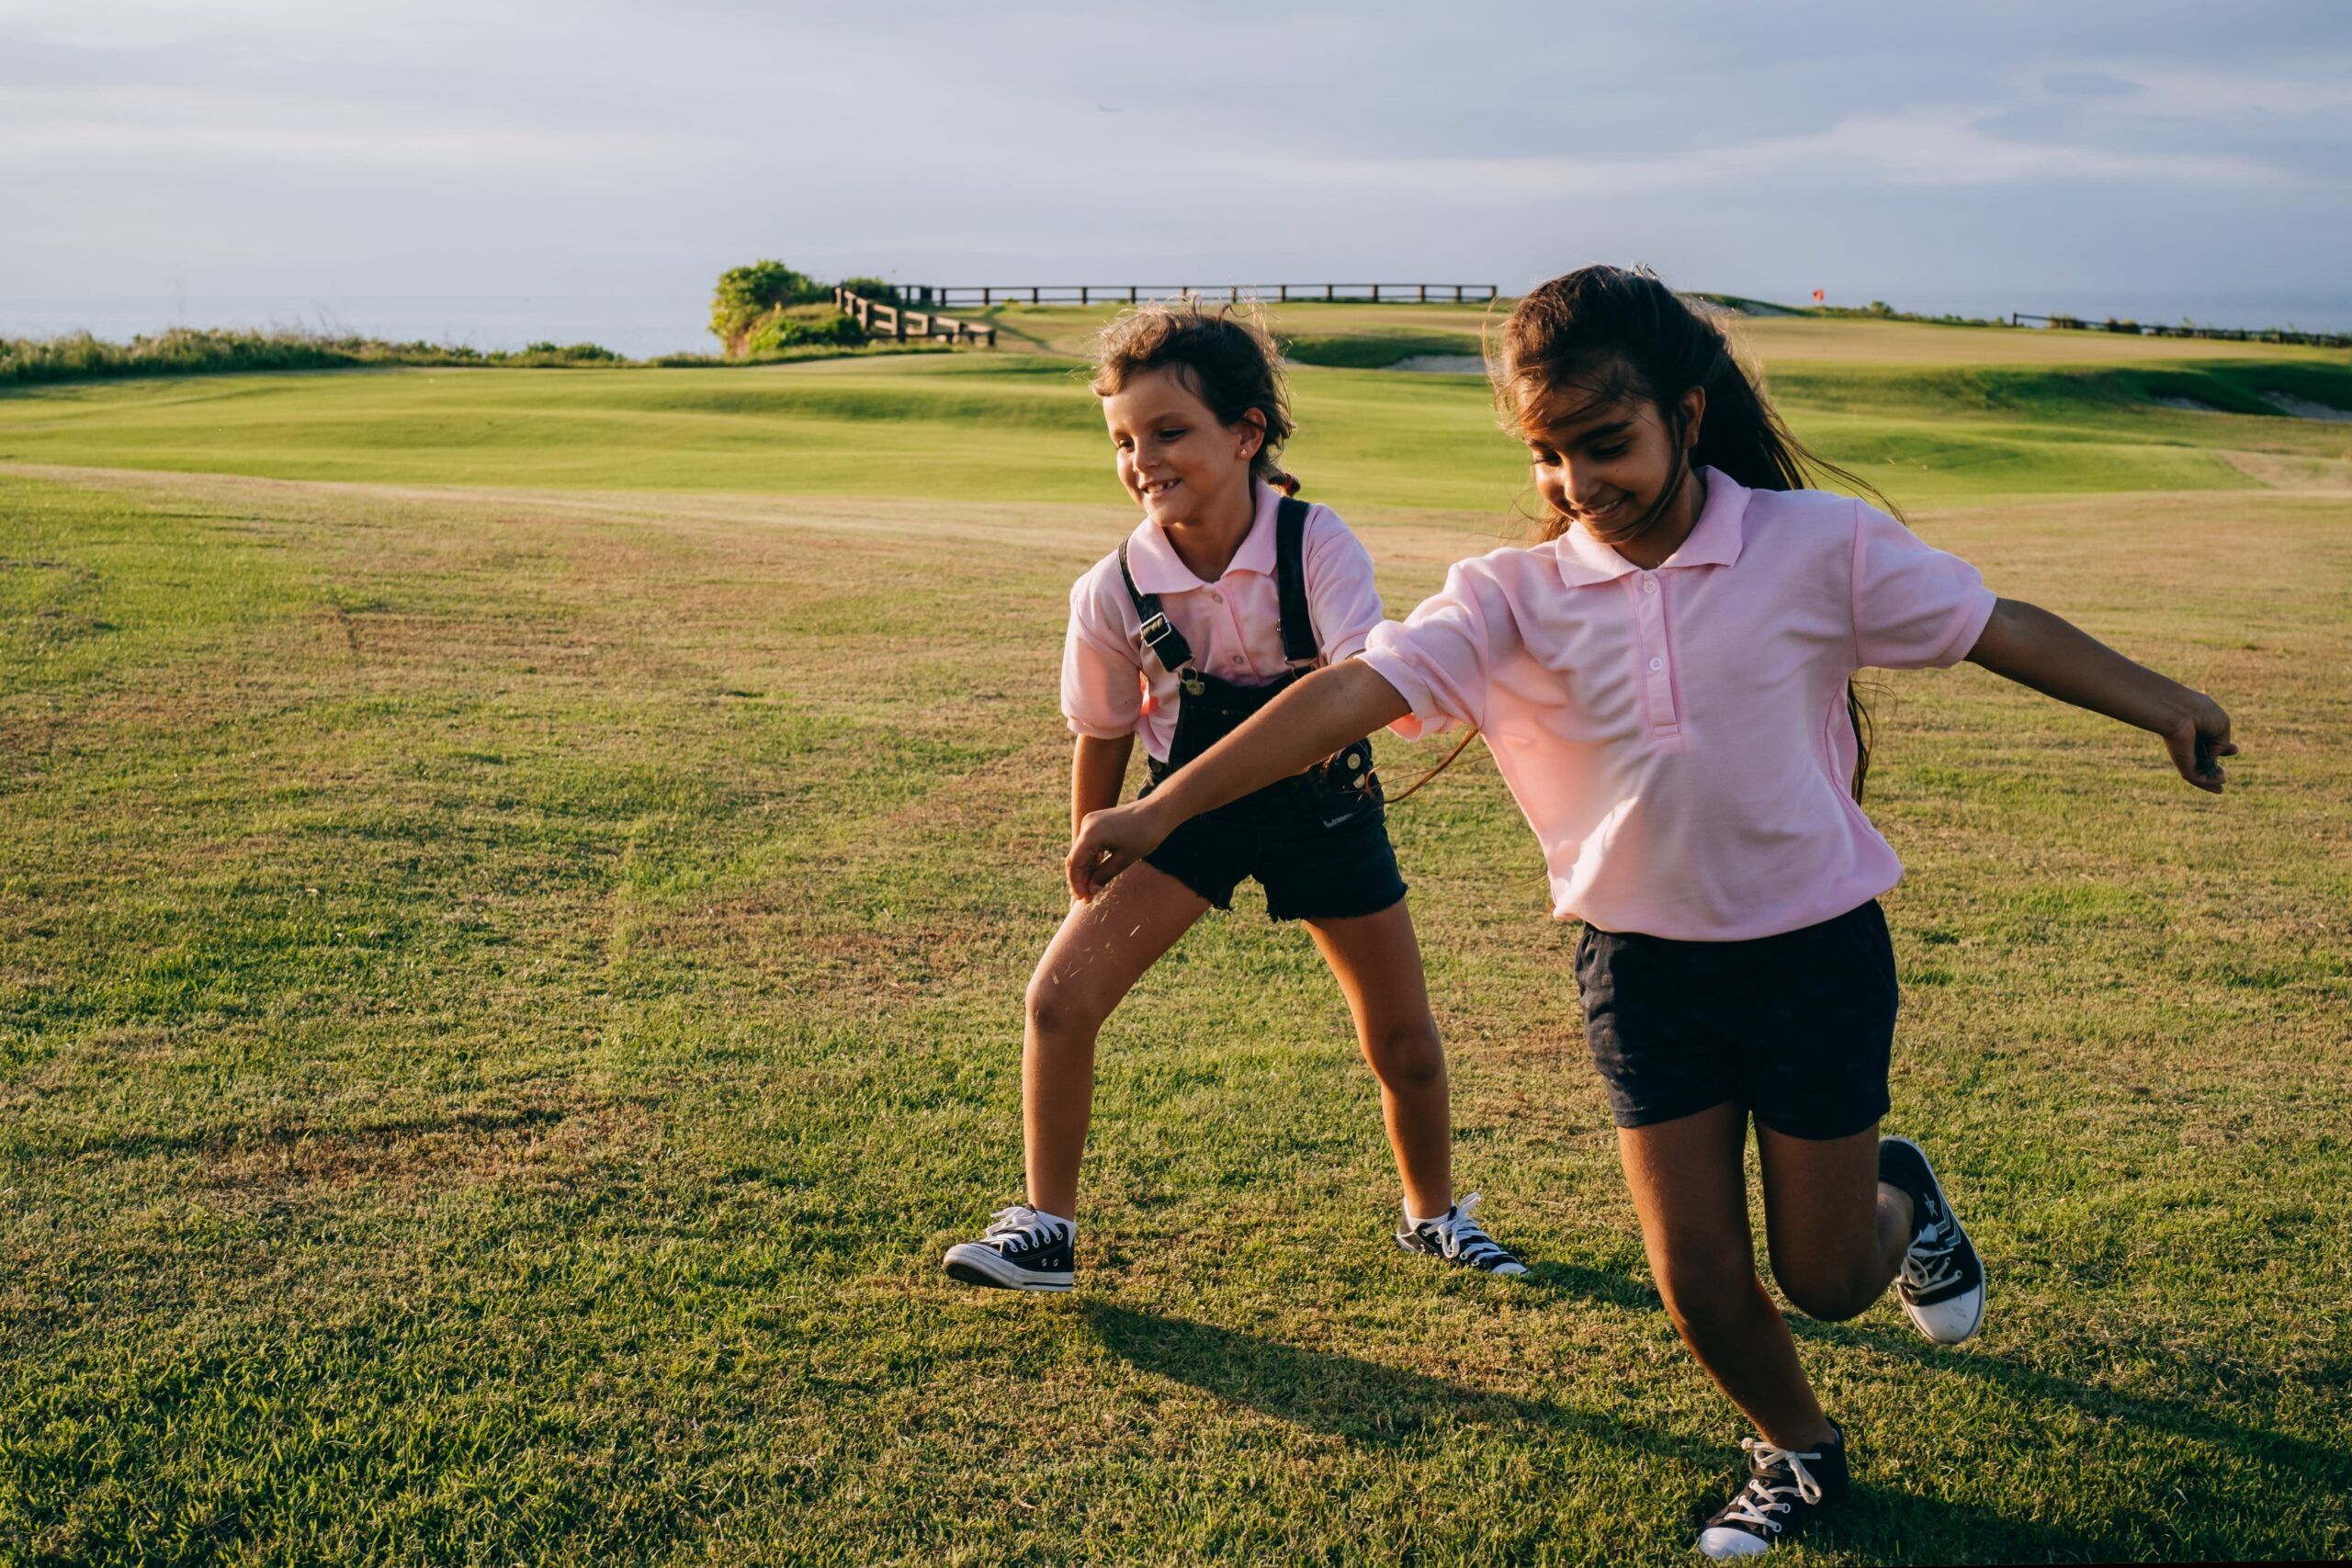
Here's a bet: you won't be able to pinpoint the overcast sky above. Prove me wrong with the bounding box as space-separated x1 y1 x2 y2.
6 0 2348 347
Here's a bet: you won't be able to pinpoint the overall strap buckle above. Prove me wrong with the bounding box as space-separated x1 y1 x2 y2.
1120 541 1204 694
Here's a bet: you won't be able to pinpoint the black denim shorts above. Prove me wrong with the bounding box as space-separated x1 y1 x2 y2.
1574 899 1899 1140
1139 761 1407 923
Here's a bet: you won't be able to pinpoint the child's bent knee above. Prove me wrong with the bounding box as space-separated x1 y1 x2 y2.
1779 1269 1881 1324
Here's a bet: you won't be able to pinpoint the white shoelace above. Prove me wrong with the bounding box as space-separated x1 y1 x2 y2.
1901 1212 1962 1293
1717 1439 1825 1534
1430 1192 1510 1263
981 1204 1066 1254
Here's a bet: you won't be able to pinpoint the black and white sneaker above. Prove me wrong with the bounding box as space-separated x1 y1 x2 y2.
1395 1192 1527 1277
1879 1134 1984 1344
1697 1425 1849 1558
941 1204 1074 1292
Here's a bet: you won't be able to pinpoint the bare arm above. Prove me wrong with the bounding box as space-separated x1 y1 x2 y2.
1069 733 1135 840
1965 597 2236 793
1065 660 1413 899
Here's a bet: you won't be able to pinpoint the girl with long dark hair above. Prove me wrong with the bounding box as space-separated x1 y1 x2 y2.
1065 267 2235 1556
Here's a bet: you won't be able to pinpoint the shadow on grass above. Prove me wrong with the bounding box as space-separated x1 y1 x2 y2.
1538 1253 2348 1497
1086 1301 1709 1457
1087 1302 2149 1562
1789 1314 2352 1492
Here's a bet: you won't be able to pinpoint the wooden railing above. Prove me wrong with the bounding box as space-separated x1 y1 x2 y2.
2010 311 2350 349
835 288 996 346
898 283 1499 308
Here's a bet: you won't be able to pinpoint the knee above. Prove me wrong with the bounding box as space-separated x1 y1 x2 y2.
1024 971 1108 1041
1363 1022 1444 1089
1656 1263 1763 1344
1777 1266 1880 1324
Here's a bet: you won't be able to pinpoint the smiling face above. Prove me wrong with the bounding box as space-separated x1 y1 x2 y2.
1102 365 1265 530
1519 375 1707 547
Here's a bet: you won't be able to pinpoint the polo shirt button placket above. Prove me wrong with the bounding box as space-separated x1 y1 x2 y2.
1632 572 1680 739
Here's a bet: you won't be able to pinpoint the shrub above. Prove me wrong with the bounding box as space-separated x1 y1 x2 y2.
743 306 867 355
836 276 900 305
710 261 830 355
515 341 624 362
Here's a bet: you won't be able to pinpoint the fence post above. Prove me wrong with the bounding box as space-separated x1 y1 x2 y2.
1325 284 1334 300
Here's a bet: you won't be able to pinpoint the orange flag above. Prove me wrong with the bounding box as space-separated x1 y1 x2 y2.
1812 288 1826 303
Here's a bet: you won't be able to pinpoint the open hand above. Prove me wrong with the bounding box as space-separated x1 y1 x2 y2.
1066 799 1171 901
2164 694 2237 794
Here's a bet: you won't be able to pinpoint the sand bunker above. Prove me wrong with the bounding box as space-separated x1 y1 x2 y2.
2153 395 2222 412
2261 390 2352 423
1387 354 1487 374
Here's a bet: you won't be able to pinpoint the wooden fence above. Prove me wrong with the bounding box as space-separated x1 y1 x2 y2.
898 283 1498 308
835 288 996 346
2010 311 2350 350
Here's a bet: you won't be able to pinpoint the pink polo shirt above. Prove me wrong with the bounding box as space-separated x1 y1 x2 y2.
1360 470 1997 942
1064 483 1386 763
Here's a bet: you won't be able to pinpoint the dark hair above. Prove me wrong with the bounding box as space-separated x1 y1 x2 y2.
1489 265 1887 799
1091 300 1300 494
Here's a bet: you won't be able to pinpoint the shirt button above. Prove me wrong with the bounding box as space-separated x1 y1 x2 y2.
1642 576 1658 595
1648 656 1664 671
1207 590 1223 602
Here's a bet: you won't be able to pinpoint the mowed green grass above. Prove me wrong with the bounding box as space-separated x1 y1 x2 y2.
4 310 2350 511
2 314 2350 1565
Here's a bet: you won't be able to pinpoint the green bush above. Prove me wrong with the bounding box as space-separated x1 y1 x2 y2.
710 260 831 355
743 306 868 356
836 276 900 305
517 341 624 362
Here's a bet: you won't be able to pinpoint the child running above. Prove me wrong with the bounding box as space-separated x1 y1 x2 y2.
1066 267 2235 1555
941 302 1525 1293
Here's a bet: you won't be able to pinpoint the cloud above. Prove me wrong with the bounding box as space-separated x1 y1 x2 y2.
2044 70 2138 97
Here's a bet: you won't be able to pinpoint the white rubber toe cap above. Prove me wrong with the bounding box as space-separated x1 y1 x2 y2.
1697 1526 1774 1558
1905 1285 1984 1345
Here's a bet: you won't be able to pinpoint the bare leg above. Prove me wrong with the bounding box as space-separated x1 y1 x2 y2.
1618 1104 1836 1450
1756 1122 1913 1323
1023 863 1209 1220
1305 898 1453 1220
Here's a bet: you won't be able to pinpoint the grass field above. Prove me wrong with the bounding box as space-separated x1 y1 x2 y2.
2 310 2349 1565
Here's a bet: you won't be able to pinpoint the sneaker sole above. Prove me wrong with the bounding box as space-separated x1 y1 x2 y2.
941 1246 1072 1292
1884 1134 1984 1344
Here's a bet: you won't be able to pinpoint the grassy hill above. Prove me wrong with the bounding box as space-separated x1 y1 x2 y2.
2 312 2347 510
1 310 2348 1565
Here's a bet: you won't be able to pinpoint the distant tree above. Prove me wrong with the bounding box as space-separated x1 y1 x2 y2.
711 261 826 356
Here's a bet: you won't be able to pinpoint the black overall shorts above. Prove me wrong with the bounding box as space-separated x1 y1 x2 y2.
1125 496 1407 922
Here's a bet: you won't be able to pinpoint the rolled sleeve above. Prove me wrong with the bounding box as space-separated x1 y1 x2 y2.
1850 502 1998 671
1061 572 1143 739
1303 507 1386 663
1359 562 1503 739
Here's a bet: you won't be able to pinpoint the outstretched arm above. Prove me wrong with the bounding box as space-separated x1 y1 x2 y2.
1964 597 2235 793
1065 660 1412 899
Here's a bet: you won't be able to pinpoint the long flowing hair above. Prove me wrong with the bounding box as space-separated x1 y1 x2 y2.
1462 265 1895 799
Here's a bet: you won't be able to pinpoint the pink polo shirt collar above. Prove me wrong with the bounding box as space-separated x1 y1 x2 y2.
1552 471 1747 585
1121 482 1283 595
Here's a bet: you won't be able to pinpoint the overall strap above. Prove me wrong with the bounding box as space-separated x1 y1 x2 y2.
1273 495 1318 667
1117 539 1196 675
